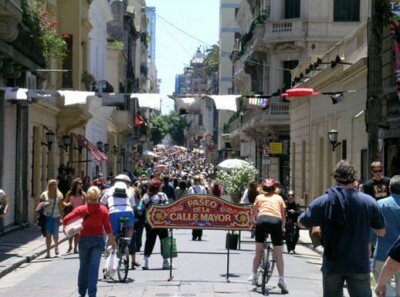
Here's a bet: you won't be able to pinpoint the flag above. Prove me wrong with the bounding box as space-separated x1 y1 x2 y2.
135 114 144 127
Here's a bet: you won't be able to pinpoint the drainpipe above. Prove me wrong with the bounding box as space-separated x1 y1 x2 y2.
15 102 29 225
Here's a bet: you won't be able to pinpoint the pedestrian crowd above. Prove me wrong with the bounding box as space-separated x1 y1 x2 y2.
13 143 400 297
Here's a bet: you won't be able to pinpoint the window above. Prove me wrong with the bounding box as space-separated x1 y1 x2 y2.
283 60 298 90
285 0 300 19
334 0 360 22
198 114 203 126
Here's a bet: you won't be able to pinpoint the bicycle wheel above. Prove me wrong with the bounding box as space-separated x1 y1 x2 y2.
261 245 275 294
117 245 129 282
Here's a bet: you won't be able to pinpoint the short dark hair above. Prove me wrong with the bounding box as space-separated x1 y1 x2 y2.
390 175 400 195
332 160 357 185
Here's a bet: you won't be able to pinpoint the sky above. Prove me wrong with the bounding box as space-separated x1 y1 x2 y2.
145 0 220 96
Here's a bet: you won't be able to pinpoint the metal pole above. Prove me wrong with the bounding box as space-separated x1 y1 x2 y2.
168 228 174 281
226 230 230 283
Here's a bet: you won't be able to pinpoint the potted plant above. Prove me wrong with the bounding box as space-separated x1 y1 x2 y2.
215 159 259 204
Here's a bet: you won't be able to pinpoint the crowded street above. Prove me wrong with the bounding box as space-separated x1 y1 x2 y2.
0 228 326 297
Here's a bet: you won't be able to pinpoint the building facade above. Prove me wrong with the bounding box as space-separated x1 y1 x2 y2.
227 0 368 194
219 0 242 95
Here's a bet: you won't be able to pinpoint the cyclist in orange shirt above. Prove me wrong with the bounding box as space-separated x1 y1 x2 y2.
248 178 288 294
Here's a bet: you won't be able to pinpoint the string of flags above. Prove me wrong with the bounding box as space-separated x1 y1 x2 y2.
247 88 358 109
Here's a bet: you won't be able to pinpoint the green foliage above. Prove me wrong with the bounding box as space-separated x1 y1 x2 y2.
215 160 259 203
149 111 187 146
204 44 219 76
109 40 124 50
25 0 68 64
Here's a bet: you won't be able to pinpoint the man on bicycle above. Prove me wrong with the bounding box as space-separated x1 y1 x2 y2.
249 178 289 294
100 175 135 238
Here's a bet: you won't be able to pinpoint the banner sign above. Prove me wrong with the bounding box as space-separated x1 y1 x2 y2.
146 195 252 230
390 2 400 107
269 142 283 155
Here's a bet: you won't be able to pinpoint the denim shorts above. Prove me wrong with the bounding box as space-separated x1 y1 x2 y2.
109 211 134 234
45 217 60 237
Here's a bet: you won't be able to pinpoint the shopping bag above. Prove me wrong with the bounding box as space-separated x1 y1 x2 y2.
104 251 119 278
161 237 178 258
64 217 84 238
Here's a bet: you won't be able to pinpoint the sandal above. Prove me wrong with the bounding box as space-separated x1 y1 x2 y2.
67 247 72 253
44 254 51 259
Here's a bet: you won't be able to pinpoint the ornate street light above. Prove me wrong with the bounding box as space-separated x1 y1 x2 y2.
62 135 71 152
113 144 119 155
328 129 341 151
96 141 103 151
42 130 55 150
103 143 109 154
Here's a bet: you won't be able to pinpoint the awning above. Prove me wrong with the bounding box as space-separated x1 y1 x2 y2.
202 95 239 112
71 133 107 163
130 93 164 111
58 90 95 106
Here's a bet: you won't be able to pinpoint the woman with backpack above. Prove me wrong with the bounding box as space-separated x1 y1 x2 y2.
141 178 170 270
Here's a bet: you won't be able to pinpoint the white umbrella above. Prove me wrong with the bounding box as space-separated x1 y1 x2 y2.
217 159 251 170
143 150 157 157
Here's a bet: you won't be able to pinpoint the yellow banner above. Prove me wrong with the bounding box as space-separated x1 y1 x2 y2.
269 142 282 155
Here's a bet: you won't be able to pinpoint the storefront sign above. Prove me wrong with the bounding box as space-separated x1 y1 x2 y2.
146 195 252 230
269 142 282 155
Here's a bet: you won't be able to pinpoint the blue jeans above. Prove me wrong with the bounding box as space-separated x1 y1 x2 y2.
78 236 105 297
323 273 371 297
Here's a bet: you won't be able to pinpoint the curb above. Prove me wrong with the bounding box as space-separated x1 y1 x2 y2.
0 236 68 279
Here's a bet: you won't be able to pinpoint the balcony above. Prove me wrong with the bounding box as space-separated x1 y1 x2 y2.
245 24 266 55
10 23 46 67
111 110 132 133
241 102 290 132
265 19 305 43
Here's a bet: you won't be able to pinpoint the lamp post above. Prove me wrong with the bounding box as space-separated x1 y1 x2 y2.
104 143 109 154
62 135 71 152
328 129 341 151
96 141 103 152
42 130 55 150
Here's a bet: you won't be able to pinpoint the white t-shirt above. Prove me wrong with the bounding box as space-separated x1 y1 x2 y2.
100 186 135 214
188 185 207 195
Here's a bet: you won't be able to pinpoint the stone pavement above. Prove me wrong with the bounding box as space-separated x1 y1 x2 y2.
0 224 321 280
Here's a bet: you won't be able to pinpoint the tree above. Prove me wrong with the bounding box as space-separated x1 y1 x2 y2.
215 160 259 204
204 44 219 76
149 111 187 146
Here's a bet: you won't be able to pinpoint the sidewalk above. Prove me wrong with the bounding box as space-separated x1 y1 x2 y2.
0 224 68 278
0 225 322 280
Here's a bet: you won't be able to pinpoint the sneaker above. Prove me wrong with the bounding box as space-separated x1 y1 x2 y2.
142 257 149 270
162 259 170 269
278 280 289 294
248 273 257 285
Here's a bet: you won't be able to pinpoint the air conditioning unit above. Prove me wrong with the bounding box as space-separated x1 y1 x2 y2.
25 71 37 90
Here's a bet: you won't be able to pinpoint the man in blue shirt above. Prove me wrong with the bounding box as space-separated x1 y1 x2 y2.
372 175 400 296
298 160 386 297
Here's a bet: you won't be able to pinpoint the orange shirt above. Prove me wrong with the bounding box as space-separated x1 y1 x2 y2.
254 193 285 219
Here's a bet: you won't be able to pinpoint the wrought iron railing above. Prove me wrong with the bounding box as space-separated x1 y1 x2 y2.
10 24 46 67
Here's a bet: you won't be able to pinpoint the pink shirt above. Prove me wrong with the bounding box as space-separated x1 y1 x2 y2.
70 195 85 208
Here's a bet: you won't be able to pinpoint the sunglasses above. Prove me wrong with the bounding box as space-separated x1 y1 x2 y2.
372 169 382 173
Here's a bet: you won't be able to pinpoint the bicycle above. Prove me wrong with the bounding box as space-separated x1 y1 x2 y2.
115 216 131 282
256 234 275 295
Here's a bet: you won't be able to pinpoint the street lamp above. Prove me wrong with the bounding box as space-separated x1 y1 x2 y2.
96 141 103 151
328 129 341 151
62 135 71 152
113 145 119 155
42 130 55 150
103 143 109 154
